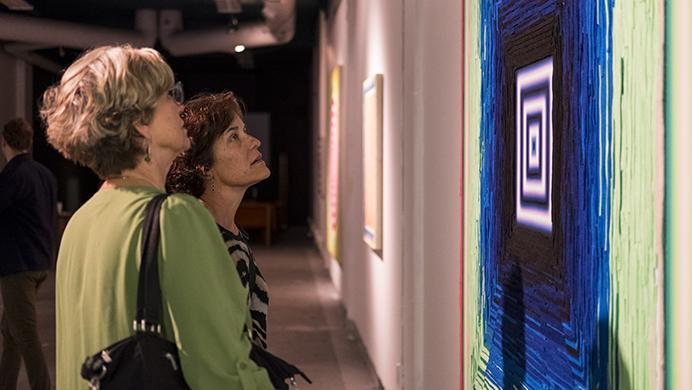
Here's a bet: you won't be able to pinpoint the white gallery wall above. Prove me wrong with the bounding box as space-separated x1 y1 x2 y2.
402 2 462 389
312 0 462 389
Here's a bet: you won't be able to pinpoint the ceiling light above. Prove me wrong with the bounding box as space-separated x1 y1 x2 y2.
234 45 246 53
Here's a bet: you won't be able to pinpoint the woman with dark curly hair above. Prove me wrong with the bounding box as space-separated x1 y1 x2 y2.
41 45 273 389
167 92 271 350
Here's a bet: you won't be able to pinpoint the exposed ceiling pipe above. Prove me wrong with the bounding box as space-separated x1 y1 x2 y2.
0 10 157 74
0 0 296 70
261 0 295 41
0 0 33 11
3 43 62 73
159 0 296 56
0 9 157 49
215 0 243 14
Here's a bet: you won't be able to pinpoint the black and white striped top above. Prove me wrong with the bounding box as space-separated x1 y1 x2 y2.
218 225 269 349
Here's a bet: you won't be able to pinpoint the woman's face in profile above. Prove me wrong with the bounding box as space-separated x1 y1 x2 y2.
147 92 190 156
209 114 270 189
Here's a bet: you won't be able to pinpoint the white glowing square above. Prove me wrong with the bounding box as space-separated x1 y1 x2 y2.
521 95 547 198
528 123 540 169
515 57 553 233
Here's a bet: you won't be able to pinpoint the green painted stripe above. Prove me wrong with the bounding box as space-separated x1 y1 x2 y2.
463 0 484 388
664 1 672 387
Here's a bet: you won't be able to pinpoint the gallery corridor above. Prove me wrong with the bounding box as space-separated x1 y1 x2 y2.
1 0 690 388
0 228 382 390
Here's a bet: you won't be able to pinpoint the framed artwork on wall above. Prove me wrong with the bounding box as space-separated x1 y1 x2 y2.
465 0 664 388
362 74 384 251
326 65 342 261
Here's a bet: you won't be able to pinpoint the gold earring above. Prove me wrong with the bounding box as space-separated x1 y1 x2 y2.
144 144 151 163
210 176 215 192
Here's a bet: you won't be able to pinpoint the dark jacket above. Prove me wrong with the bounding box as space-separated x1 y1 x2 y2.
0 153 57 276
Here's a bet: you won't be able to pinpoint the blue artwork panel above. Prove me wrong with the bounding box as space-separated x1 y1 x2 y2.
478 0 612 388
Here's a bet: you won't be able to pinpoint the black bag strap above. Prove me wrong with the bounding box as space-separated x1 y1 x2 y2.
134 193 169 333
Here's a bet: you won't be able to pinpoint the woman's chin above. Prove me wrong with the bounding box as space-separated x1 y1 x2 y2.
174 140 191 156
245 170 270 188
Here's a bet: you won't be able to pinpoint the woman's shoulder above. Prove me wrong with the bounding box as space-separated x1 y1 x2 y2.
163 192 205 211
160 192 217 231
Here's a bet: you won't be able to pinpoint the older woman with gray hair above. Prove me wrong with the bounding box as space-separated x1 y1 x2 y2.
41 45 273 389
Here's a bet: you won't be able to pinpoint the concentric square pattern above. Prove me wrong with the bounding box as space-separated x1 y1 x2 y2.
516 57 553 232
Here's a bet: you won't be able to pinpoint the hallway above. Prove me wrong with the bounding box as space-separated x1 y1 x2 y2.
0 0 689 388
1 228 381 390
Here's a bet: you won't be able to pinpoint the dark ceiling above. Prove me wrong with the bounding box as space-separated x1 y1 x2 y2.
1 0 325 224
0 0 323 54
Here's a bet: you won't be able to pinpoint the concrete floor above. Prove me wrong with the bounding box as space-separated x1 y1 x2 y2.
1 228 381 389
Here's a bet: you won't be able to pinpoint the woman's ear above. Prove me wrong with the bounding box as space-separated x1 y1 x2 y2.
203 165 214 178
133 120 151 140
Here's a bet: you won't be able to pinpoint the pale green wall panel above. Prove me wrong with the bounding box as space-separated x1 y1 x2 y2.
463 0 484 388
609 0 664 388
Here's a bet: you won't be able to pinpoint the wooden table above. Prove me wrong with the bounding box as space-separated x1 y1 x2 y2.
236 201 277 246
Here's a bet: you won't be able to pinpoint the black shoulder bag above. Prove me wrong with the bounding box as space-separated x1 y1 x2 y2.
80 193 190 389
247 258 312 389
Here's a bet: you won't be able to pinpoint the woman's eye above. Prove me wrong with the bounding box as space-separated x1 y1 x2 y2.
230 133 239 141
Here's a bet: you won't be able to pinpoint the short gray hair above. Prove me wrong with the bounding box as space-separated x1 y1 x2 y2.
40 45 174 177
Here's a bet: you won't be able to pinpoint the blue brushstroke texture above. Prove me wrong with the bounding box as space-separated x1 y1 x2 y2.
478 0 613 388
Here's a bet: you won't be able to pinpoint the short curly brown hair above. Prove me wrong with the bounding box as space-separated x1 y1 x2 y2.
40 45 174 178
2 118 33 151
166 92 244 197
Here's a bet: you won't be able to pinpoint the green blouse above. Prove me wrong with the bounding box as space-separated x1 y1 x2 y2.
55 187 273 389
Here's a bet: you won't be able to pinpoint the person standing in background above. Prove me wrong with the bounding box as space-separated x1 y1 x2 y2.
0 118 57 390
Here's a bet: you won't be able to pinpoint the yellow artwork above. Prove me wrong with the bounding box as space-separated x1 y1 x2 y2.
326 66 341 260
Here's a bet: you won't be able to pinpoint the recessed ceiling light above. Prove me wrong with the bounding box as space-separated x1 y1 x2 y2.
234 45 246 53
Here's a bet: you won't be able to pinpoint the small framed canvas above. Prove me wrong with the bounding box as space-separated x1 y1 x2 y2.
362 74 384 250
